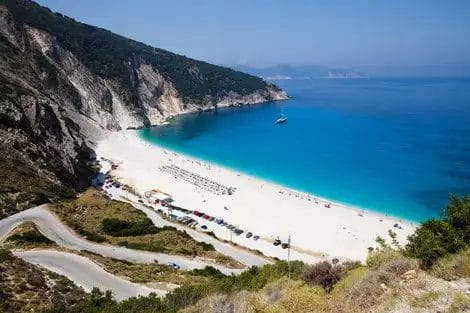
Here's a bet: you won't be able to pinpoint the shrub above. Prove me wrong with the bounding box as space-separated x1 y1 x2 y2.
405 219 465 267
344 268 395 309
101 218 158 236
8 230 52 244
448 292 470 313
275 284 328 313
446 194 470 242
197 242 215 251
302 261 343 292
380 255 418 276
366 247 402 269
431 246 470 280
410 290 440 308
0 249 14 263
189 266 226 279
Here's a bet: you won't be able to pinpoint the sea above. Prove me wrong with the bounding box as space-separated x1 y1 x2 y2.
139 77 470 222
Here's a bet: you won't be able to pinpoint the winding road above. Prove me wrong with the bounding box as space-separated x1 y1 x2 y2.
0 205 244 275
14 250 164 300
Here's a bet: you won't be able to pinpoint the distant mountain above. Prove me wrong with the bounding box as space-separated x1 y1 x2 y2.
0 0 286 217
231 64 365 80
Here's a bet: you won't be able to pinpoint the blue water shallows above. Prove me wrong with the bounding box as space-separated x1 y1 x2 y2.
139 78 470 222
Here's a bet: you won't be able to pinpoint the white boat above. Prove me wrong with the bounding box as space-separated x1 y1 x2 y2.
276 114 287 124
276 106 287 123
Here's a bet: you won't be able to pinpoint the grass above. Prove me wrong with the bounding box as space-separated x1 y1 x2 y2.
79 251 213 286
2 222 56 249
448 292 470 313
51 189 241 268
431 247 470 280
410 290 441 308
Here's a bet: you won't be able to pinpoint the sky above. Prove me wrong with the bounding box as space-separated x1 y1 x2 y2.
37 0 470 76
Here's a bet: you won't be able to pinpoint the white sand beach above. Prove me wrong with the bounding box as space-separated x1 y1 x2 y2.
95 130 417 263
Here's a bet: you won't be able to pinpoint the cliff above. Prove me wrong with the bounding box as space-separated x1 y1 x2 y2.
0 0 287 217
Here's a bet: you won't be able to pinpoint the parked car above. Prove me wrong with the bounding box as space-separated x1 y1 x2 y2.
234 229 244 235
253 235 260 240
201 225 208 230
273 239 281 246
167 262 180 270
281 243 289 249
138 199 144 203
246 232 253 238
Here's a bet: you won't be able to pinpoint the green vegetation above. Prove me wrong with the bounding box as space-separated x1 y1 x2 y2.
80 251 214 286
0 248 87 313
2 0 280 105
410 290 440 308
39 251 467 313
406 194 470 267
51 189 237 266
431 246 470 280
448 292 470 313
3 193 470 313
101 218 159 237
4 222 54 248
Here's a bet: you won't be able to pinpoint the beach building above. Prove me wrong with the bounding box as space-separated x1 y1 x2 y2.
144 189 173 205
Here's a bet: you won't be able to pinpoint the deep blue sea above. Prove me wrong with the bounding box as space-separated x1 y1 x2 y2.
139 78 470 222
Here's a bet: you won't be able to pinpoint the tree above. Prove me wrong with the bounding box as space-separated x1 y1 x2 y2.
445 194 470 242
406 219 465 267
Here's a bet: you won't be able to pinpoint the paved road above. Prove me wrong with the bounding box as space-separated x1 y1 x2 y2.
0 205 243 275
14 250 164 301
125 199 270 267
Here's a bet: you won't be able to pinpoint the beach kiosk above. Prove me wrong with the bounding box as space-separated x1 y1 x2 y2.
144 189 173 205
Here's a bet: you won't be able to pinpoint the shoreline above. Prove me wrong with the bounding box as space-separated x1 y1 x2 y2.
95 130 417 263
138 128 415 224
142 130 408 224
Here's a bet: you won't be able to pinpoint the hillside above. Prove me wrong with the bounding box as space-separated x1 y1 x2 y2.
0 0 286 217
0 249 88 313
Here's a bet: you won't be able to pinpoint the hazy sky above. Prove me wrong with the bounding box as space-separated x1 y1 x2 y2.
37 0 470 75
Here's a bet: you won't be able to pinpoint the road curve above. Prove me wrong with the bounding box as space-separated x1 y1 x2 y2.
14 250 164 301
0 205 243 275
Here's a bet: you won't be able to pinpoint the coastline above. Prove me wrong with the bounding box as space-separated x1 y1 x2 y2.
140 127 412 224
95 130 417 263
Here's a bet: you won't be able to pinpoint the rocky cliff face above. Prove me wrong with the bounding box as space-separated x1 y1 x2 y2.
0 1 287 217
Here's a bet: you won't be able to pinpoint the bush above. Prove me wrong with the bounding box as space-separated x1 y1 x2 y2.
8 230 52 244
366 247 402 269
197 242 215 251
101 218 158 237
448 292 470 313
406 219 465 267
431 247 470 280
189 266 226 279
446 194 470 242
367 248 417 276
0 249 14 263
380 255 418 276
302 261 343 292
344 268 395 309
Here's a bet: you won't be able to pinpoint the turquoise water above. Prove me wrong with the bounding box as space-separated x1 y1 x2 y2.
139 78 470 222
